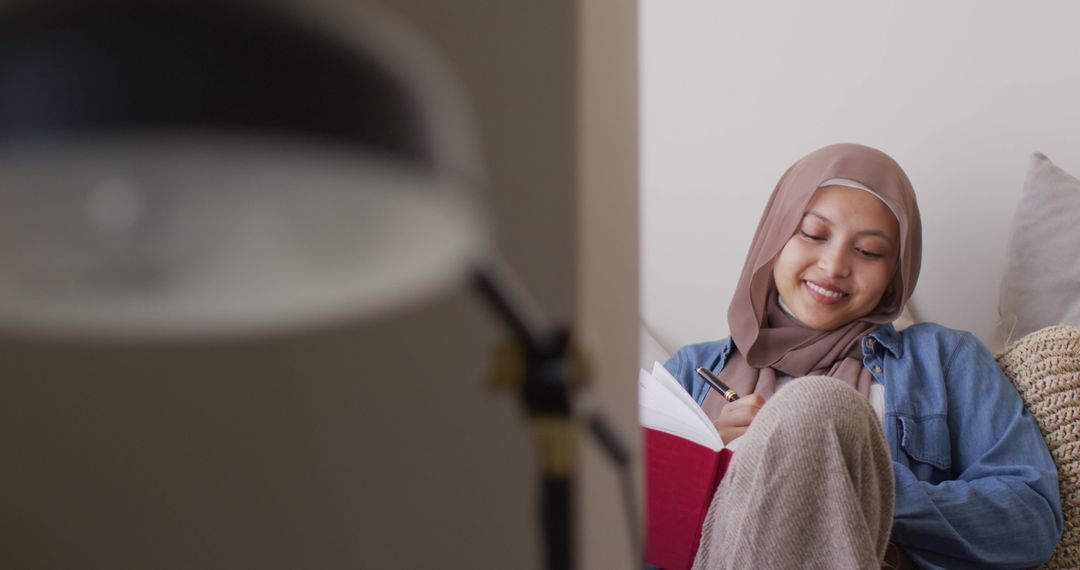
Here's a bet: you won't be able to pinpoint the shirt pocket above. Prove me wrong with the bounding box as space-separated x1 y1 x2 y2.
896 414 952 472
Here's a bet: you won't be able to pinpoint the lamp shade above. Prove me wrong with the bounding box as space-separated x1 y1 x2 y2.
0 0 487 339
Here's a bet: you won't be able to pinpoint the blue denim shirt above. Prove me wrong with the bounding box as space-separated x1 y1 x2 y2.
664 322 1063 569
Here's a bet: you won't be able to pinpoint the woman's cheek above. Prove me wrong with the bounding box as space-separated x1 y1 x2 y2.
865 267 893 300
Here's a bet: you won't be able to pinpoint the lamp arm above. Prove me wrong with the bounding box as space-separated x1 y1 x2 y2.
470 258 554 353
470 258 639 569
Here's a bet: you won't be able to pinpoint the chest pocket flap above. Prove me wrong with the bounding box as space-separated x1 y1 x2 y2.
897 415 952 470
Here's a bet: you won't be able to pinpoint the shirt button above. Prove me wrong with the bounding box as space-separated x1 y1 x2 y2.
865 338 876 350
873 364 883 374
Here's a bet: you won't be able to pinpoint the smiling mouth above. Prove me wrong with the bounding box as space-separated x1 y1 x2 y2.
803 280 849 303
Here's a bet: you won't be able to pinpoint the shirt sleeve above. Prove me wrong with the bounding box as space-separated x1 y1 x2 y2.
891 332 1063 569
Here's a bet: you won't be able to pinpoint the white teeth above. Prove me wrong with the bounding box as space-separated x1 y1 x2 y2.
806 281 845 298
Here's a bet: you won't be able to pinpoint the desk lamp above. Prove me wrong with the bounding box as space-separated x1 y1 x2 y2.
0 1 632 568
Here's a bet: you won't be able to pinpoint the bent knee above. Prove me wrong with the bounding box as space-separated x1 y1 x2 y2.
757 375 876 433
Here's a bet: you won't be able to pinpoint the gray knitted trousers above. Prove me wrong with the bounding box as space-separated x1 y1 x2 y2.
692 376 895 569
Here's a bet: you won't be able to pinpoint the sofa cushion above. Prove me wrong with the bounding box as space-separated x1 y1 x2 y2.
996 324 1080 568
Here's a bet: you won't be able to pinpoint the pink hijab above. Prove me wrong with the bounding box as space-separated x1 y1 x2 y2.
704 144 921 417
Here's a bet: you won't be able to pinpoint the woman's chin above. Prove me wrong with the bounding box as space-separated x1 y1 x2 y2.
805 319 842 331
791 304 847 331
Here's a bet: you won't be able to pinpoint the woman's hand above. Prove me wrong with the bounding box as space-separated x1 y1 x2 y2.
713 394 765 444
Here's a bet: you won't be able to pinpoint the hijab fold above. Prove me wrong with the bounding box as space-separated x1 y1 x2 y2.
702 144 921 419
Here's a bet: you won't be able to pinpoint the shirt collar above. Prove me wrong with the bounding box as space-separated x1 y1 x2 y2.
867 322 902 358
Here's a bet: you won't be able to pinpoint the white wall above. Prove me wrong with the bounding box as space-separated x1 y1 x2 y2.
642 0 1080 354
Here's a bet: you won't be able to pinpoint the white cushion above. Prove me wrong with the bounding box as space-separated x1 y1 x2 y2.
998 153 1080 345
639 322 673 370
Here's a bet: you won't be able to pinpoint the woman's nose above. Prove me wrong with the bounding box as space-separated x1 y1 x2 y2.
818 244 851 277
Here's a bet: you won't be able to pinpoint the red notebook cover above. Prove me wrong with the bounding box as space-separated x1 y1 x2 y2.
644 428 733 570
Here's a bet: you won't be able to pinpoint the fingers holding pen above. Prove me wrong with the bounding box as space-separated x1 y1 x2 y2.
713 393 765 445
721 393 765 427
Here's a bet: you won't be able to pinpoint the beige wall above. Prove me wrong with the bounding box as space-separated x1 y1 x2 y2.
577 0 640 568
0 0 638 568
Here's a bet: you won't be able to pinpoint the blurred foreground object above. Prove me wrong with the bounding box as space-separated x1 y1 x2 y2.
0 0 486 339
0 1 634 568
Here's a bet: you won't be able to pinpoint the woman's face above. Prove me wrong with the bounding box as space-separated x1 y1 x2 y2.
772 185 900 331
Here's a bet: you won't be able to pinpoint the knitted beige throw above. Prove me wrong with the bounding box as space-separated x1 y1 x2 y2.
996 324 1080 569
692 376 894 569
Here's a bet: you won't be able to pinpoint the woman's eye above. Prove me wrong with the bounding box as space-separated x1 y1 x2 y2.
800 230 825 241
856 247 884 259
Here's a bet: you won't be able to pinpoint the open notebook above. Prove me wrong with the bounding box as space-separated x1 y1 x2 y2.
640 362 732 570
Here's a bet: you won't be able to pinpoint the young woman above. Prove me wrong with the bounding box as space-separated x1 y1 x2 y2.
664 144 1062 569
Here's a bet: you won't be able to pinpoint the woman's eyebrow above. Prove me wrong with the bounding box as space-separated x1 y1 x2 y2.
804 211 894 241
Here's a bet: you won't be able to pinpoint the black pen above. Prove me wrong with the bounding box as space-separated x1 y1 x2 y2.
695 366 740 402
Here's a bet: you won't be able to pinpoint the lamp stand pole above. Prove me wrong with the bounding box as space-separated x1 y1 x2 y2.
473 264 631 570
